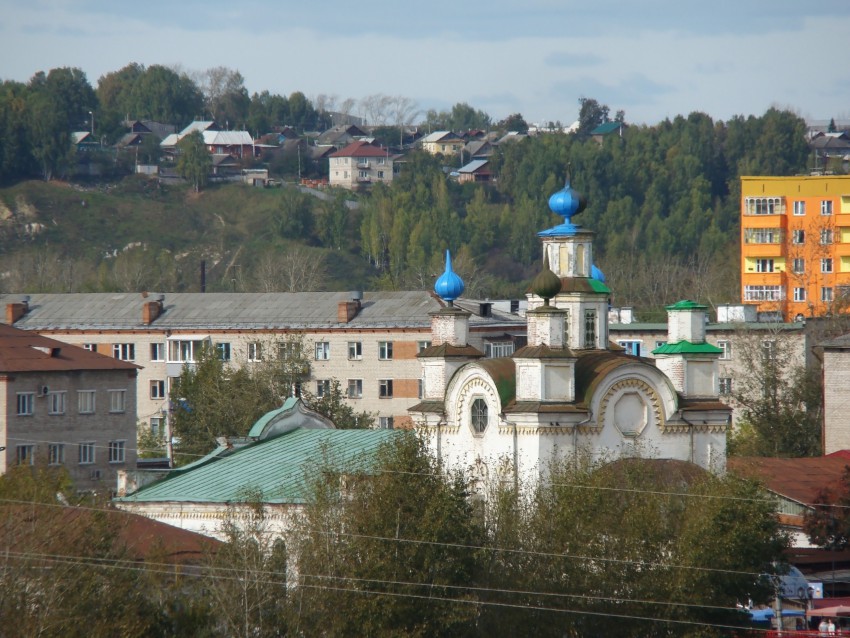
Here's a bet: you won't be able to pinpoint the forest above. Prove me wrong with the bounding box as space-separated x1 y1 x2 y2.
0 64 816 317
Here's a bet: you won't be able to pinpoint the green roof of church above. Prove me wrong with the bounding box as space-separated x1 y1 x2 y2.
651 341 722 355
115 427 401 505
665 300 707 311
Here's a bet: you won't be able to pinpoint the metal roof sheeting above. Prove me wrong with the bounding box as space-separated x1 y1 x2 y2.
115 427 402 504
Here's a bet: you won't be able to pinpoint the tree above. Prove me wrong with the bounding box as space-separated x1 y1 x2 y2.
301 379 374 429
202 490 289 638
576 96 611 138
728 327 822 457
198 66 250 127
170 338 311 463
479 457 787 637
498 112 529 134
805 466 850 550
289 433 482 637
176 130 211 192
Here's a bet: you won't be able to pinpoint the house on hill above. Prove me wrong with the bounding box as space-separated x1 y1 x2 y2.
420 131 464 156
328 140 394 189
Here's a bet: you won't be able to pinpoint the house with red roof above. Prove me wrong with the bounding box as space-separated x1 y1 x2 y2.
0 318 139 491
328 140 395 190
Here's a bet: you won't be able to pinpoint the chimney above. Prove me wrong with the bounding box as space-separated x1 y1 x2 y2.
6 296 30 324
142 295 164 325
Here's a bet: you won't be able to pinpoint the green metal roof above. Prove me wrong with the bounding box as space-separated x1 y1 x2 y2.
665 300 707 311
247 397 298 438
651 341 723 355
115 428 401 505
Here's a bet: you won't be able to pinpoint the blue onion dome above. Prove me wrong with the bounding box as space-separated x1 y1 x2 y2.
591 263 606 283
434 250 465 306
548 176 587 225
531 251 562 305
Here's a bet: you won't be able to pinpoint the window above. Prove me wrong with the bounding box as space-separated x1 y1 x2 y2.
168 339 205 363
821 229 834 245
315 342 330 360
79 442 95 465
316 380 330 397
348 341 362 360
377 156 386 165
358 170 369 178
743 228 781 244
794 287 806 302
248 342 262 361
108 440 126 464
149 417 163 438
471 398 488 434
379 379 394 398
109 389 126 413
377 171 385 179
216 342 231 361
584 310 597 348
762 340 777 362
150 343 164 361
417 340 431 353
792 229 805 244
744 285 783 301
618 340 642 356
823 287 834 302
16 392 34 416
347 379 363 399
717 340 732 360
793 201 806 216
47 391 66 415
485 341 514 357
112 343 135 361
379 416 394 429
755 258 774 273
378 341 393 360
16 445 34 466
78 390 95 414
82 343 97 351
744 197 784 215
48 443 65 465
418 378 424 399
150 380 166 399
792 258 805 274
719 378 733 395
822 258 834 273
822 200 833 215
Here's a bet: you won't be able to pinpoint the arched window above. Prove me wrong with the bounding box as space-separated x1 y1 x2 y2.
471 398 488 434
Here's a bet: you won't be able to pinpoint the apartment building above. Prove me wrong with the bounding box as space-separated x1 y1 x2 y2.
328 140 394 189
0 322 138 491
1 291 524 441
741 175 850 321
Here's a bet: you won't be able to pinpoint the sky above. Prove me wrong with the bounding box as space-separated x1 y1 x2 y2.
1 0 849 127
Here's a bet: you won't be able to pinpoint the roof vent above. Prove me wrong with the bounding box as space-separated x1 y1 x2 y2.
350 291 363 302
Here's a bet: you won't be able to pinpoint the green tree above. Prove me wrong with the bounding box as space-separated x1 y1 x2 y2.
576 96 611 138
728 329 822 457
289 433 482 637
498 112 529 134
301 379 374 429
177 130 211 192
170 338 310 463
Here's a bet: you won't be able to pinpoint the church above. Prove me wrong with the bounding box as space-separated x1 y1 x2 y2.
410 176 730 484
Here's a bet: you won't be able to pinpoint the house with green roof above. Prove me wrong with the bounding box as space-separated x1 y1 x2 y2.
115 398 401 540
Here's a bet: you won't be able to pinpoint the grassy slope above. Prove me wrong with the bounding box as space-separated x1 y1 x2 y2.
0 177 375 292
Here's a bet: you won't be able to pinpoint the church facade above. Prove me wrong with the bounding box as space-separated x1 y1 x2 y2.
410 178 730 484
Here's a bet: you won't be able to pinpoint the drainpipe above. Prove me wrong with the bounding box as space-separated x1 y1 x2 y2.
436 418 444 464
574 410 594 471
512 417 518 493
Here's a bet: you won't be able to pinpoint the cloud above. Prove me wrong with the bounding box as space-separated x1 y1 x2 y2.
545 52 605 67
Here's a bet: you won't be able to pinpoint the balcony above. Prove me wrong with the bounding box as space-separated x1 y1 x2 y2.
356 161 370 169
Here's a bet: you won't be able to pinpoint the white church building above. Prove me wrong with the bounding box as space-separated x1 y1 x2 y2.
410 176 731 484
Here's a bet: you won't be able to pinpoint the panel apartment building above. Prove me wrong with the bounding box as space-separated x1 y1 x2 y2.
741 175 850 321
1 292 525 444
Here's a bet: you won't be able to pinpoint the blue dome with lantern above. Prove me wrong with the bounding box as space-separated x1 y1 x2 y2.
434 250 464 305
539 169 587 237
